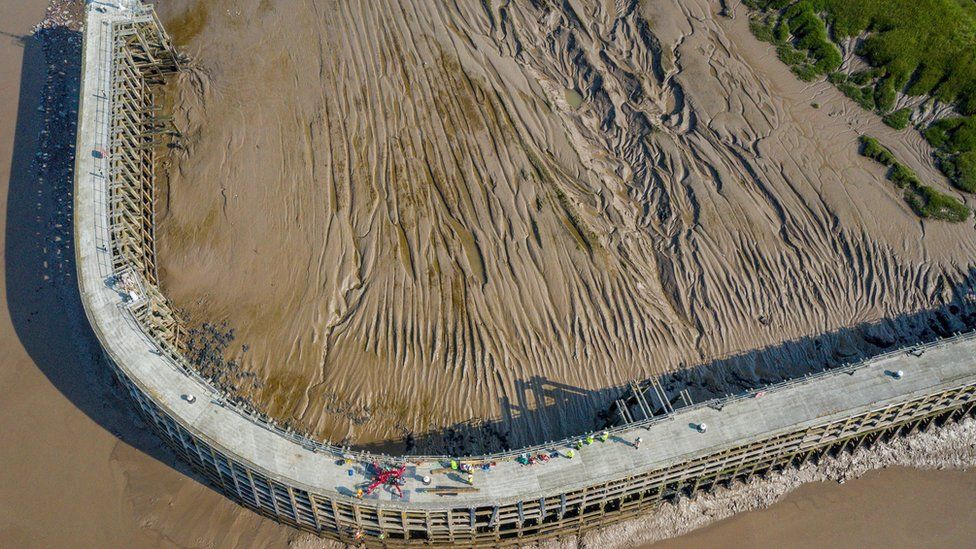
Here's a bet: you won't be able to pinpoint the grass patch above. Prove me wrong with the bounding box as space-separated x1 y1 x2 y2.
905 185 971 222
748 1 841 81
784 2 843 73
882 107 911 129
776 44 807 65
936 150 976 193
749 18 777 43
924 117 976 192
747 1 976 198
791 63 820 82
858 135 970 222
859 135 896 165
749 0 976 114
950 151 976 193
837 81 875 110
927 117 976 153
873 77 897 112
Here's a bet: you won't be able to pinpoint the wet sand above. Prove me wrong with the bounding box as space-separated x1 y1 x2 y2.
156 0 976 454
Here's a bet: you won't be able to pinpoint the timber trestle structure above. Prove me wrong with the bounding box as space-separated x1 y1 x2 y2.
105 4 185 353
120 370 976 546
75 3 976 547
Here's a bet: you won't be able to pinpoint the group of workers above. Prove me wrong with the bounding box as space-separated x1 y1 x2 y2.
448 459 490 485
350 429 649 499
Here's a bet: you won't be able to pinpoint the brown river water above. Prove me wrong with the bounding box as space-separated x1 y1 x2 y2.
1 0 974 547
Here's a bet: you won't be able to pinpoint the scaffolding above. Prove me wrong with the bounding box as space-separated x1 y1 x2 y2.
106 7 184 352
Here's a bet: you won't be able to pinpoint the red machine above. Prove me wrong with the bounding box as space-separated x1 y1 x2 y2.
365 462 407 498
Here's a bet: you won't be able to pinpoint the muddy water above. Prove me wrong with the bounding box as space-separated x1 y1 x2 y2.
652 467 976 549
156 0 976 455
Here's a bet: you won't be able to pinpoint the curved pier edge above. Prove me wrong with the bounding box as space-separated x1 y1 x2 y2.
72 2 976 545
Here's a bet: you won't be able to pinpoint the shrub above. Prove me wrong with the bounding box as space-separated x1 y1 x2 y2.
925 121 956 149
883 108 911 129
747 1 976 116
925 117 976 153
787 2 842 74
745 0 792 9
859 134 970 222
774 20 791 43
906 186 971 222
859 135 896 165
948 118 976 152
906 63 945 97
777 45 807 65
874 78 897 113
838 82 875 110
961 93 976 116
949 151 976 192
890 162 920 188
749 18 777 43
924 117 976 192
813 0 976 109
828 72 847 85
850 70 877 86
791 63 820 81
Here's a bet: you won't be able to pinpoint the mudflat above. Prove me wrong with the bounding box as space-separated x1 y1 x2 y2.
157 0 976 453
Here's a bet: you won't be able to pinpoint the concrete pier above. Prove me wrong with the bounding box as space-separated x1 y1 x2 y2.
73 2 976 545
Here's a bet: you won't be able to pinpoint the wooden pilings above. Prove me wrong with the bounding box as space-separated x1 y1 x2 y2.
107 10 185 352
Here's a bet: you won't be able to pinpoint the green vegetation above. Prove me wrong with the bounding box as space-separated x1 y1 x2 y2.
939 151 976 193
923 117 976 192
747 1 842 82
859 135 896 166
749 19 777 43
784 2 843 73
747 0 976 114
858 136 970 222
791 64 820 82
925 117 976 152
747 1 976 200
873 77 897 112
836 79 875 110
776 44 806 65
905 186 971 223
882 108 911 130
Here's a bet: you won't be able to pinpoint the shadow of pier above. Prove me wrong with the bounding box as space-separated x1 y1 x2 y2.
4 24 211 486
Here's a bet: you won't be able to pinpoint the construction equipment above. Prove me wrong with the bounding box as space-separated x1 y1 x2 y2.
365 462 407 498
